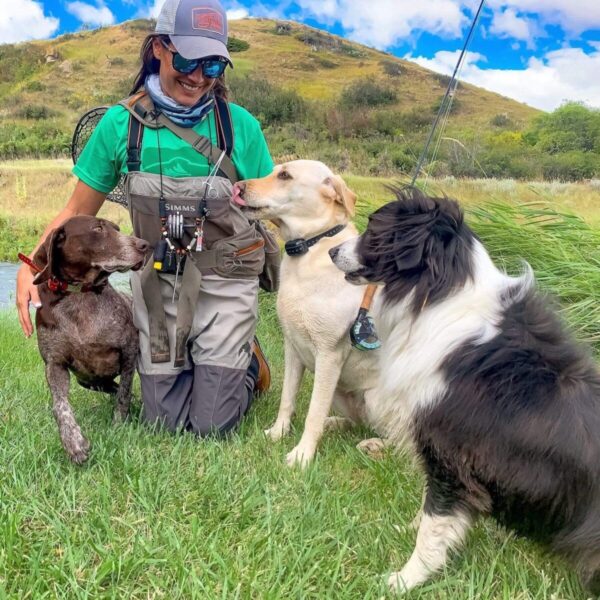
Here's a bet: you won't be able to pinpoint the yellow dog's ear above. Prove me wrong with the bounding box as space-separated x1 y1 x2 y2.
324 175 357 217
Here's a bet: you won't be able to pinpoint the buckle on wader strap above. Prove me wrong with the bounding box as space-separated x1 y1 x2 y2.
140 249 221 366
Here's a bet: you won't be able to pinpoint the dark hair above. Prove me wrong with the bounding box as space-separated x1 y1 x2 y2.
130 34 229 100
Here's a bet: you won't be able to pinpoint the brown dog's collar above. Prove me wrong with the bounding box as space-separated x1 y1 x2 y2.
18 252 106 294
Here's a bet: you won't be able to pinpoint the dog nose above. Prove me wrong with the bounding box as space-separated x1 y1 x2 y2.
329 246 339 261
135 238 150 253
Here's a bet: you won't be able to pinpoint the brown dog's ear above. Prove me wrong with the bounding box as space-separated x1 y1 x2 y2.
32 226 65 285
325 175 357 217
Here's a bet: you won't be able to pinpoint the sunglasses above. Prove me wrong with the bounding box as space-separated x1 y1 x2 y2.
160 38 228 78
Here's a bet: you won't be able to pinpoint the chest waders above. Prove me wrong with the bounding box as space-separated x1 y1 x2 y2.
121 93 267 368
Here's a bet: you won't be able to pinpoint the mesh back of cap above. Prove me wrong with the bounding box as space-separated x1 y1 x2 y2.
155 0 178 33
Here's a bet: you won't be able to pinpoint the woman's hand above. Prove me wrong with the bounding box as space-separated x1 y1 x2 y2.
16 263 41 337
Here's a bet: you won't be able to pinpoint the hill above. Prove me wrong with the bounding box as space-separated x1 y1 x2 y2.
3 18 594 180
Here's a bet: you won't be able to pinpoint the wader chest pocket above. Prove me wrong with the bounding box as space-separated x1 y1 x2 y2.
212 231 266 279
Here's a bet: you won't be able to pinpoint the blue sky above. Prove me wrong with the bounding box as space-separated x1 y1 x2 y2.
3 0 600 111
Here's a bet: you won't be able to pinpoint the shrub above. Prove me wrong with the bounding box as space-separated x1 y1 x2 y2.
228 76 307 126
380 60 404 77
24 80 45 92
431 94 461 115
491 113 512 128
340 81 397 108
227 37 250 53
432 73 452 87
15 105 56 120
313 56 338 69
0 122 70 159
541 151 600 181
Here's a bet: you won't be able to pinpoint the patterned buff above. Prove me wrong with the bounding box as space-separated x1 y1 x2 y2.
145 73 214 128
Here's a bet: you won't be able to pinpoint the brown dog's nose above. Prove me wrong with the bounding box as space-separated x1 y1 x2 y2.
135 238 150 253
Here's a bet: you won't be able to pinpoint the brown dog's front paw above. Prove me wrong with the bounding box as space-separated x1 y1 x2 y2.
61 429 91 464
112 406 129 425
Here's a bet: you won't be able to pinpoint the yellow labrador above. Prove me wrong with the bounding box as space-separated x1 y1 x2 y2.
233 160 385 467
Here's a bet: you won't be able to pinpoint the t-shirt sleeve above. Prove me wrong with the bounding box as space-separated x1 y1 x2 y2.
72 106 125 194
233 109 274 180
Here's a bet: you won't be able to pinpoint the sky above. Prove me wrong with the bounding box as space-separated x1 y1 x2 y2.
2 0 600 112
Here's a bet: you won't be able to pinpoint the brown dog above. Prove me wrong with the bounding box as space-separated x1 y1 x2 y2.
31 215 148 464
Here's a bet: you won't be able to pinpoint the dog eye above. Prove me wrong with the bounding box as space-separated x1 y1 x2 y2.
93 225 103 232
277 170 292 180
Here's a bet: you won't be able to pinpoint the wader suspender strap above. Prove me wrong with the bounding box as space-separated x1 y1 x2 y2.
215 96 234 158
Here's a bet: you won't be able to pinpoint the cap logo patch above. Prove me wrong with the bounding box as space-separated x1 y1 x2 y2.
192 7 224 35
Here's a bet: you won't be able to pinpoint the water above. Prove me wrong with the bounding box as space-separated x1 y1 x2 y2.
0 262 131 309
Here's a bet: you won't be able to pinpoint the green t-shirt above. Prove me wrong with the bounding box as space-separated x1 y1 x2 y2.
73 101 274 194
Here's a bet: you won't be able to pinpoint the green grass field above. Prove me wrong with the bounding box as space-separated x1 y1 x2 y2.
2 161 600 597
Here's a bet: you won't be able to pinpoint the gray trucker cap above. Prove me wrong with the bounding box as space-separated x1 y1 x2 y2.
155 0 232 63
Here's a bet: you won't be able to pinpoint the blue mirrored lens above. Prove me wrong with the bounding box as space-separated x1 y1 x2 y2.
202 60 227 78
173 54 200 74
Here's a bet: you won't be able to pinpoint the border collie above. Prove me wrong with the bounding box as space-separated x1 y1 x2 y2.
329 188 600 594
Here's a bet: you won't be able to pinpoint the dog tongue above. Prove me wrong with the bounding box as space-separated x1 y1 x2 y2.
231 184 246 207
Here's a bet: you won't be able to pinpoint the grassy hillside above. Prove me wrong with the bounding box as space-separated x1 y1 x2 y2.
0 18 548 178
0 18 537 131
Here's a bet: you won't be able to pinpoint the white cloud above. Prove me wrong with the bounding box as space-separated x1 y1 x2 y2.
0 0 59 43
66 2 115 26
227 8 249 20
407 47 600 111
487 0 600 35
490 8 536 47
295 0 469 49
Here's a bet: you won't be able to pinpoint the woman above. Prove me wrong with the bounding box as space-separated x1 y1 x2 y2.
16 0 276 436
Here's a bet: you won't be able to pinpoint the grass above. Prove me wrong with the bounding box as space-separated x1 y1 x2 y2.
1 160 600 597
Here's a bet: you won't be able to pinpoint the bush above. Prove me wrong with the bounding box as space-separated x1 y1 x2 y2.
380 60 403 77
432 73 452 87
491 113 512 128
340 81 397 108
228 76 307 126
24 80 45 92
227 37 250 53
15 105 56 120
0 122 70 158
431 95 461 115
541 151 600 181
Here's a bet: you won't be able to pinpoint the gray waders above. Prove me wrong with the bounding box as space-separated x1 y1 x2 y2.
122 96 278 436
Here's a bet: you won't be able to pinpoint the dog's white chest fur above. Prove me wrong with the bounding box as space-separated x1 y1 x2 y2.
372 242 517 444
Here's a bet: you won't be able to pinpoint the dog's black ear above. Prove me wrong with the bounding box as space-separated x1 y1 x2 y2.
394 235 426 271
393 210 439 272
33 226 65 285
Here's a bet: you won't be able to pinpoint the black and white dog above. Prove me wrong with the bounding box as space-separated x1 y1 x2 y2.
329 188 600 595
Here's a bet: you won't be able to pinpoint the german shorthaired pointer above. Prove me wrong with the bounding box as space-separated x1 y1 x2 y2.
31 215 148 463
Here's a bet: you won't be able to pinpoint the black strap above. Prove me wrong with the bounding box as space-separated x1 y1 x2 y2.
284 225 346 257
215 96 234 158
126 115 144 172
